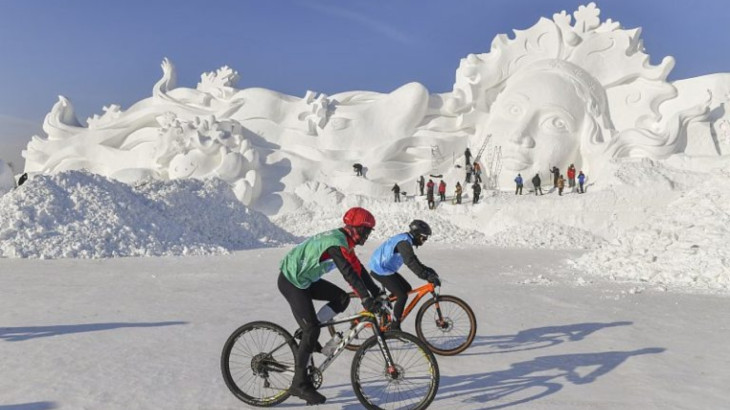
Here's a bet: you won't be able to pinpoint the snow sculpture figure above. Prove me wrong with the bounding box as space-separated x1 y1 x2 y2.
21 2 726 208
427 2 712 189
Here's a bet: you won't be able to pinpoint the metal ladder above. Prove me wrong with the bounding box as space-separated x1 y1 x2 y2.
430 145 445 176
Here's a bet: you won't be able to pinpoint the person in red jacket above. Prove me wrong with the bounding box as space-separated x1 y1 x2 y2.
426 179 435 209
438 180 447 201
567 163 576 191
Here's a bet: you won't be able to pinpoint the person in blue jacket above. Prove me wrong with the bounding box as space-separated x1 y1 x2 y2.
368 220 440 330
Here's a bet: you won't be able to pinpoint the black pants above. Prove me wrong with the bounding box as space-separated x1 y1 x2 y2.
515 184 523 195
277 273 349 370
394 193 400 202
371 272 412 323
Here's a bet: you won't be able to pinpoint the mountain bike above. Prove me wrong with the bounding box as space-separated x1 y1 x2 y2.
221 309 439 409
328 282 476 356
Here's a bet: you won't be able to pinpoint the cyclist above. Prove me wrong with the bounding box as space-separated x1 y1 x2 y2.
277 207 385 405
368 219 441 331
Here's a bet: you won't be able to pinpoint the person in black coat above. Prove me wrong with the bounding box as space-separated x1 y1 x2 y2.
391 183 401 202
472 182 481 204
353 163 363 176
17 172 28 187
550 166 560 188
418 175 425 196
532 173 543 195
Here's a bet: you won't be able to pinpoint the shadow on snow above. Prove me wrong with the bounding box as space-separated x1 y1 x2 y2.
437 347 665 408
461 321 634 355
0 321 187 342
0 403 56 410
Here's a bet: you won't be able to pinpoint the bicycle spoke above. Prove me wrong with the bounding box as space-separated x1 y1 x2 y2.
222 322 296 406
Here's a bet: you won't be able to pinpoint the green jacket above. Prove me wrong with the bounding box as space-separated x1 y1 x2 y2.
280 229 349 289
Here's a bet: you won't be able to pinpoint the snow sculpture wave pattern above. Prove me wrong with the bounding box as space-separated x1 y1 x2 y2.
23 3 724 206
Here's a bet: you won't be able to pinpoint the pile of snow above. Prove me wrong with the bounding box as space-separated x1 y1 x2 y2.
0 171 295 258
572 176 730 292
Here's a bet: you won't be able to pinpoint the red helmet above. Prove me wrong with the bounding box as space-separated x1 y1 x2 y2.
343 207 376 228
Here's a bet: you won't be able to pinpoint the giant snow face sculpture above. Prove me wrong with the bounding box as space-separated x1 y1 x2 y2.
483 60 616 188
487 69 588 183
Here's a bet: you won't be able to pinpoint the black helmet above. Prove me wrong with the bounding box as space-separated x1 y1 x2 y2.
409 219 432 237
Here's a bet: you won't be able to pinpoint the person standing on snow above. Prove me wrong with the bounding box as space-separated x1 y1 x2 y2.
550 166 560 188
472 181 481 203
464 147 472 168
392 183 401 202
514 173 523 195
532 173 543 195
454 181 462 204
567 164 576 191
557 174 565 196
438 180 447 201
426 179 435 209
277 207 386 405
418 175 425 196
465 163 473 183
369 220 440 331
473 162 483 184
577 171 586 193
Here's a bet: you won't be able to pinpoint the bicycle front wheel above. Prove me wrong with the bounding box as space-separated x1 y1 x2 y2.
351 330 439 410
220 321 297 407
415 295 477 355
327 292 380 351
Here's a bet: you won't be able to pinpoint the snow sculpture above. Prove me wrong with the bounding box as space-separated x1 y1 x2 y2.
24 59 261 205
424 2 713 188
23 2 727 208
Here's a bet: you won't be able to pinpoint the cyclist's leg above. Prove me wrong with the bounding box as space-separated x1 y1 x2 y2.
277 273 326 404
373 272 411 329
309 278 350 322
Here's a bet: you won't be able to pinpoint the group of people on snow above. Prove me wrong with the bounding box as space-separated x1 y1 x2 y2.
414 175 481 208
514 164 586 196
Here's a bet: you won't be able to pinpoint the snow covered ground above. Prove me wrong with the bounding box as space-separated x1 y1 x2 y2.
1 170 729 409
2 246 728 409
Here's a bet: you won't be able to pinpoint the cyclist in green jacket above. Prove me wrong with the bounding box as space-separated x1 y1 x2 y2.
277 207 385 405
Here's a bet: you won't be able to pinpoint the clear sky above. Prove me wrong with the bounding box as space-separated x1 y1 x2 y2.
1 0 729 124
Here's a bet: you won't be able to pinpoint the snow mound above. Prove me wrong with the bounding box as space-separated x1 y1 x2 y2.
0 171 295 258
487 222 604 249
272 193 491 245
572 179 730 291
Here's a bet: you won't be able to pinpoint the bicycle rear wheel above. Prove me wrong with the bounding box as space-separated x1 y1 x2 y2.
221 321 297 407
351 330 439 410
415 295 477 355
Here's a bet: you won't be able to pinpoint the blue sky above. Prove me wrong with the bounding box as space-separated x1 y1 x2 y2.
0 0 729 124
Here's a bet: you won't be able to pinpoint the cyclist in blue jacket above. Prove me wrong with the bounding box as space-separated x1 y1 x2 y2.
368 220 440 330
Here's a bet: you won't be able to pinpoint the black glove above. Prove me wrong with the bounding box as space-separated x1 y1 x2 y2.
362 297 386 315
424 268 440 286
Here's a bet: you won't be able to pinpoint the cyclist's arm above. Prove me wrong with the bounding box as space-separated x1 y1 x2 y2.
326 246 372 298
395 240 430 280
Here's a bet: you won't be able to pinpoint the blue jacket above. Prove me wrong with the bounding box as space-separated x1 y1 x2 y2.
578 173 586 183
515 175 523 185
369 233 413 276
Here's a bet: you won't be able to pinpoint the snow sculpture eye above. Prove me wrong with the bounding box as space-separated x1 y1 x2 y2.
541 115 571 133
